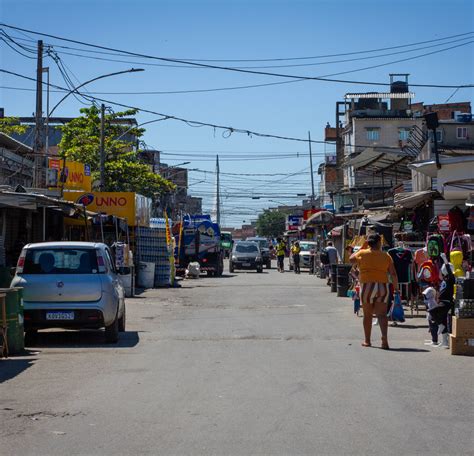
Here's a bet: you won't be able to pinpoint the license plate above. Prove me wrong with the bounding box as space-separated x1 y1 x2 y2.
46 311 74 321
243 262 251 267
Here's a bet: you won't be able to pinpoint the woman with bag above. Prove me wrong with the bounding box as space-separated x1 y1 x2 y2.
350 233 399 350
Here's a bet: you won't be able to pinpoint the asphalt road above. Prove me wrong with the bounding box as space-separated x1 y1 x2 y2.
1 261 473 455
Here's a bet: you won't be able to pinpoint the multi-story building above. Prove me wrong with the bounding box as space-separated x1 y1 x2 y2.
340 75 427 209
0 133 34 188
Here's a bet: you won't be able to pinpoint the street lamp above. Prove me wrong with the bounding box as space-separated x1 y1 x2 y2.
50 68 144 195
48 68 144 117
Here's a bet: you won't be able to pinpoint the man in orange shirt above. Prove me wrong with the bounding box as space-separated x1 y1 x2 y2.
350 233 399 349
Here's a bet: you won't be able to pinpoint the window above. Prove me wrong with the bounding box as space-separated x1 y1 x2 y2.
428 130 443 142
366 128 380 141
398 128 411 141
23 248 98 274
457 127 468 139
235 244 258 253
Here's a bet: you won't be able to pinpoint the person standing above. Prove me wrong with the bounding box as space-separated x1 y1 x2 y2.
350 233 399 349
276 238 286 273
291 241 301 274
325 241 340 285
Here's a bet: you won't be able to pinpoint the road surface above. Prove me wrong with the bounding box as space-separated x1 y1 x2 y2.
1 262 473 455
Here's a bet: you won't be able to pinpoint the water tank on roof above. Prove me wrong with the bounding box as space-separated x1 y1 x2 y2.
391 81 409 93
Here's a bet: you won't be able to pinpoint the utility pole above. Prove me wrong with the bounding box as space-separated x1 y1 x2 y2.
33 40 44 188
216 154 221 225
308 131 315 204
99 103 106 191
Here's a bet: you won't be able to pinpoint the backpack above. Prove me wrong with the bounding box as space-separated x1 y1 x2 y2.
427 234 444 258
320 250 330 265
418 260 439 284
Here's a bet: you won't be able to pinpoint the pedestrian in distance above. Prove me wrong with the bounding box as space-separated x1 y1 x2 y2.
325 241 340 286
291 241 301 274
276 237 286 273
350 233 399 350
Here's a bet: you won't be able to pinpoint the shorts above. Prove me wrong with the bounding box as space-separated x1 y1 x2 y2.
361 282 390 316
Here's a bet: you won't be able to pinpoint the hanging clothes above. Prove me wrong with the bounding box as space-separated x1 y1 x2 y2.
388 247 413 284
414 248 429 273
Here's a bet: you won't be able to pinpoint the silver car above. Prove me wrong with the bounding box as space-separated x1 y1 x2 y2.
289 241 317 270
11 242 126 344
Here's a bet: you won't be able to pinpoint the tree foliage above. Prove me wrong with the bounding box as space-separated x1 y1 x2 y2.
58 106 175 197
0 117 27 136
256 209 287 238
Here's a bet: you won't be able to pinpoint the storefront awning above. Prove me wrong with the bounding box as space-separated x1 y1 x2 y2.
0 190 85 217
302 211 334 229
344 147 413 178
393 190 438 209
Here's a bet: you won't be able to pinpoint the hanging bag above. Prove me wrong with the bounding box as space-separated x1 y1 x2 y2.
389 293 405 323
437 214 451 233
427 234 444 259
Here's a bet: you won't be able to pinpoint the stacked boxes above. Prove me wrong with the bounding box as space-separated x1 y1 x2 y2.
450 316 474 356
136 221 171 288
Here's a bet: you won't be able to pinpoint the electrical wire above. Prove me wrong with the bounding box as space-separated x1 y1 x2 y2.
1 24 472 89
21 35 473 70
4 26 473 62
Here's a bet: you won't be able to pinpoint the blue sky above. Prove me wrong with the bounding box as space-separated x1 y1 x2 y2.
1 0 473 226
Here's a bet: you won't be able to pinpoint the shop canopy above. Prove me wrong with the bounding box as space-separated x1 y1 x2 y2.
344 147 414 179
394 190 438 209
0 190 95 218
302 211 335 229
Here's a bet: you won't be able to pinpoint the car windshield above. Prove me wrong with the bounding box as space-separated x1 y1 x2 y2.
248 239 268 249
235 244 258 253
23 248 99 274
299 242 316 251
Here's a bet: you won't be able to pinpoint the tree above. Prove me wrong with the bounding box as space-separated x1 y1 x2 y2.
0 117 27 136
58 106 175 197
256 209 287 238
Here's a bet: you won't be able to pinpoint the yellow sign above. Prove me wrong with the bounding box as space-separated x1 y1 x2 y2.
49 159 92 192
63 191 151 226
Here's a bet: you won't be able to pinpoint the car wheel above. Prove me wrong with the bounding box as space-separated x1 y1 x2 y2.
229 262 234 273
105 314 119 344
118 305 126 332
257 267 263 273
24 329 38 346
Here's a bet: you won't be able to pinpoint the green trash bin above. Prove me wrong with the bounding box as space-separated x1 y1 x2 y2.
0 287 24 355
0 267 13 288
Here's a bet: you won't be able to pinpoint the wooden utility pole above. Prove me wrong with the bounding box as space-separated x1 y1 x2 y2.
33 40 44 188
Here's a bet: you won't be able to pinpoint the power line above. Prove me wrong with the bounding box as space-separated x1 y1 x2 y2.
17 35 473 70
1 24 473 89
4 26 473 62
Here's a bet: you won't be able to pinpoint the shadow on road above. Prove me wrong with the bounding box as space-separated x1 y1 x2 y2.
384 347 431 353
26 330 140 349
0 357 36 383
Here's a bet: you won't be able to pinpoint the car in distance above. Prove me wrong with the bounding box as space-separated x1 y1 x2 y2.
246 237 272 268
289 241 318 271
229 241 263 273
11 242 126 344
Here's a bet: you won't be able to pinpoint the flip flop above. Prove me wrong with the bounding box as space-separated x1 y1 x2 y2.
361 342 371 347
